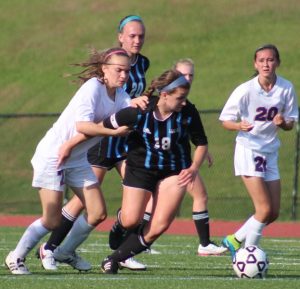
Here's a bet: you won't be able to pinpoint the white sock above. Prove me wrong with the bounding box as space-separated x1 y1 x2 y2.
58 215 94 254
234 216 253 242
13 218 49 259
245 216 266 247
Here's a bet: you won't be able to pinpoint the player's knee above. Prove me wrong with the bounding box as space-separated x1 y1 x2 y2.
121 215 140 229
257 206 272 223
150 220 170 237
87 210 107 226
42 216 62 230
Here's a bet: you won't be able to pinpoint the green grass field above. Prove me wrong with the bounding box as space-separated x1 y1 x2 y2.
1 227 300 289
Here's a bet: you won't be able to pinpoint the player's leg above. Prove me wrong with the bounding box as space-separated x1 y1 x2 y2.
110 162 150 270
222 143 266 256
143 175 186 242
53 184 106 271
240 176 269 247
222 176 269 256
101 175 185 274
265 179 281 224
108 160 130 250
187 173 227 255
53 166 106 271
39 165 108 269
6 188 63 274
101 165 153 274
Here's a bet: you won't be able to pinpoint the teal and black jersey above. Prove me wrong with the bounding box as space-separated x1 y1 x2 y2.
123 53 150 99
104 98 208 172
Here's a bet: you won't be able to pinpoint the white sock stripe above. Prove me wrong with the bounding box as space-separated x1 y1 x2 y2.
192 213 209 220
62 208 77 222
138 234 148 248
117 209 122 224
143 213 151 221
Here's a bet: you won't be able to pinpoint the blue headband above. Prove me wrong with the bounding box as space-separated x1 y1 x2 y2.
119 15 143 32
158 75 189 93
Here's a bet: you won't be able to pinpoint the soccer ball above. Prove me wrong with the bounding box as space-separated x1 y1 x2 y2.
232 245 269 278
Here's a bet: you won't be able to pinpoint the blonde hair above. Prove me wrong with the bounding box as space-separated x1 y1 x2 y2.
173 58 194 70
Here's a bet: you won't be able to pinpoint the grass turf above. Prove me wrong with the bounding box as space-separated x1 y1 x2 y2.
0 227 300 289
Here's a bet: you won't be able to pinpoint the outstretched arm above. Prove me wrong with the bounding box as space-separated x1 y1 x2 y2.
103 106 139 129
57 119 133 167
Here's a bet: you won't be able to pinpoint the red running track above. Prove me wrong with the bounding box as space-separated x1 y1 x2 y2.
0 215 300 238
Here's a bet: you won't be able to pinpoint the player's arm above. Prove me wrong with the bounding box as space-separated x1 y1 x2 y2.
57 133 89 167
102 106 139 129
76 121 130 137
178 104 209 187
221 120 254 132
57 115 135 167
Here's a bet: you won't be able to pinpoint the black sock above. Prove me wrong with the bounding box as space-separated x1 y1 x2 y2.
115 209 130 244
109 231 151 262
192 210 210 247
139 212 151 231
45 210 76 251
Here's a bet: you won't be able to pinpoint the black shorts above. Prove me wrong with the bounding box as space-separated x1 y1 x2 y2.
87 144 126 170
123 165 180 193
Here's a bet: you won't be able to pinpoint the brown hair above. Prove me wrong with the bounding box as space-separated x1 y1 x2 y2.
144 69 190 98
72 47 129 84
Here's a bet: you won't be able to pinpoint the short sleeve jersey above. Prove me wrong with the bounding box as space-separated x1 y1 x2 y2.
219 75 298 153
97 53 150 159
125 99 208 171
31 77 131 169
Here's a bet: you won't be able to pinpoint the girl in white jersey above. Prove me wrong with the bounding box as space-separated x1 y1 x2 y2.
36 15 149 272
219 44 298 258
5 47 147 275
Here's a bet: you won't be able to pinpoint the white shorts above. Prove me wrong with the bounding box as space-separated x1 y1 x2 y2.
234 142 280 181
32 165 98 191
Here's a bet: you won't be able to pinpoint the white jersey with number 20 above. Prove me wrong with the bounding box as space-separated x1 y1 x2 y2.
219 75 298 153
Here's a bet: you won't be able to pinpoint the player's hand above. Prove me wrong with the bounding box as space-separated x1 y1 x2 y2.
273 113 285 126
178 168 197 188
57 142 72 167
113 125 132 137
239 120 254 132
130 95 149 110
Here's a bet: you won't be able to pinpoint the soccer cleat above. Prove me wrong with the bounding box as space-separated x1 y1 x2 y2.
101 258 119 274
109 221 128 250
197 242 228 256
144 248 161 255
119 257 147 271
222 235 241 257
5 251 31 275
39 243 57 270
53 247 91 271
